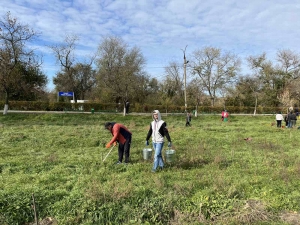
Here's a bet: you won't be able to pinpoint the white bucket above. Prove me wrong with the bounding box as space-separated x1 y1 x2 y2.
165 149 175 163
143 148 152 160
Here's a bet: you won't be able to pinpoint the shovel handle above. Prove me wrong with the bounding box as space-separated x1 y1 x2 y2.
103 145 115 162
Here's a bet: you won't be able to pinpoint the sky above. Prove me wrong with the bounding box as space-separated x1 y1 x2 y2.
1 0 300 91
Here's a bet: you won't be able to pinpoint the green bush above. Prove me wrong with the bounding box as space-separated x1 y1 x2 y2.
0 100 289 114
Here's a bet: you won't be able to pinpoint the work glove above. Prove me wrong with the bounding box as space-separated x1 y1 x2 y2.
106 142 117 148
145 140 149 146
168 142 172 147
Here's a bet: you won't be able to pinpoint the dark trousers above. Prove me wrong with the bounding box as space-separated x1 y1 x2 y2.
186 117 191 126
118 136 131 163
276 120 282 127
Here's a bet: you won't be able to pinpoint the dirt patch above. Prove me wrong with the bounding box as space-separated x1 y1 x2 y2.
280 211 300 225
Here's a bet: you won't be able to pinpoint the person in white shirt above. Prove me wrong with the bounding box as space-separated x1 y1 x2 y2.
275 112 284 128
145 110 172 172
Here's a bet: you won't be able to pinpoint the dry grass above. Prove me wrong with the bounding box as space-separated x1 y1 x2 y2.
29 217 58 225
280 211 300 225
234 199 275 223
169 209 206 225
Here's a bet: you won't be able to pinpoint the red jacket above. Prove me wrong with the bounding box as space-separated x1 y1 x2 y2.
108 123 132 145
222 111 229 118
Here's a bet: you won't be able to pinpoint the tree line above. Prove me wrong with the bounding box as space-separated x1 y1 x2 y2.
1 12 300 115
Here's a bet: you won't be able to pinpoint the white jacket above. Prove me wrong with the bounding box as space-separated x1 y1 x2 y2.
276 113 283 121
146 110 172 143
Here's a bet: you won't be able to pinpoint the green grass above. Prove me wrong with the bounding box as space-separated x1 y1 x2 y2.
0 113 300 224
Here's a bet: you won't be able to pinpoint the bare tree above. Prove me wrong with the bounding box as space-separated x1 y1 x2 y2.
187 78 204 117
276 50 300 108
51 35 77 101
51 35 96 102
277 49 300 79
96 36 146 115
0 12 46 114
226 75 261 114
191 47 241 106
247 52 292 107
162 62 184 105
54 63 96 100
246 76 261 115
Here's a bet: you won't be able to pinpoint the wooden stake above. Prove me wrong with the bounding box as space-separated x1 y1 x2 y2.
32 193 39 225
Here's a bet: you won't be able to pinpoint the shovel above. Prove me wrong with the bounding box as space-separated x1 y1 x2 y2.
102 145 115 162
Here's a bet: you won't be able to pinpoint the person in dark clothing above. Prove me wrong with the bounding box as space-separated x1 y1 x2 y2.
105 122 132 164
287 111 294 128
284 114 288 127
146 110 172 172
186 111 192 126
290 112 297 128
125 101 130 114
295 107 299 117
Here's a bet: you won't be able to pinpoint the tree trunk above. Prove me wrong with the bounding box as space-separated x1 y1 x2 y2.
3 91 9 115
253 96 257 116
195 103 199 117
211 97 215 106
3 104 8 115
123 100 127 116
73 91 77 103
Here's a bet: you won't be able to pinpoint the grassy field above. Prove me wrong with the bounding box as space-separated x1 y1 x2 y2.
0 112 300 225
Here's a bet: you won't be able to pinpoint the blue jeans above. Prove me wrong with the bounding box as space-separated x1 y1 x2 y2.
152 142 164 171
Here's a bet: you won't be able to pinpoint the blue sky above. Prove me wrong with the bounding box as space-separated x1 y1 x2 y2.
1 0 300 91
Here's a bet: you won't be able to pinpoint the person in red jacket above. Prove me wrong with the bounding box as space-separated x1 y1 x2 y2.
221 110 229 122
105 122 132 164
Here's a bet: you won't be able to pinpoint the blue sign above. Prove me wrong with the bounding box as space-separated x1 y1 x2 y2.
58 92 74 97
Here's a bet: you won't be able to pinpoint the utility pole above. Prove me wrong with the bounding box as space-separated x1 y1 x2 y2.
182 45 189 112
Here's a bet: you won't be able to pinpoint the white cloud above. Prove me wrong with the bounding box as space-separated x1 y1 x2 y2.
1 0 300 90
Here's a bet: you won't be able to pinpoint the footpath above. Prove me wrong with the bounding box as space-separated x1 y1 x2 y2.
0 110 273 116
